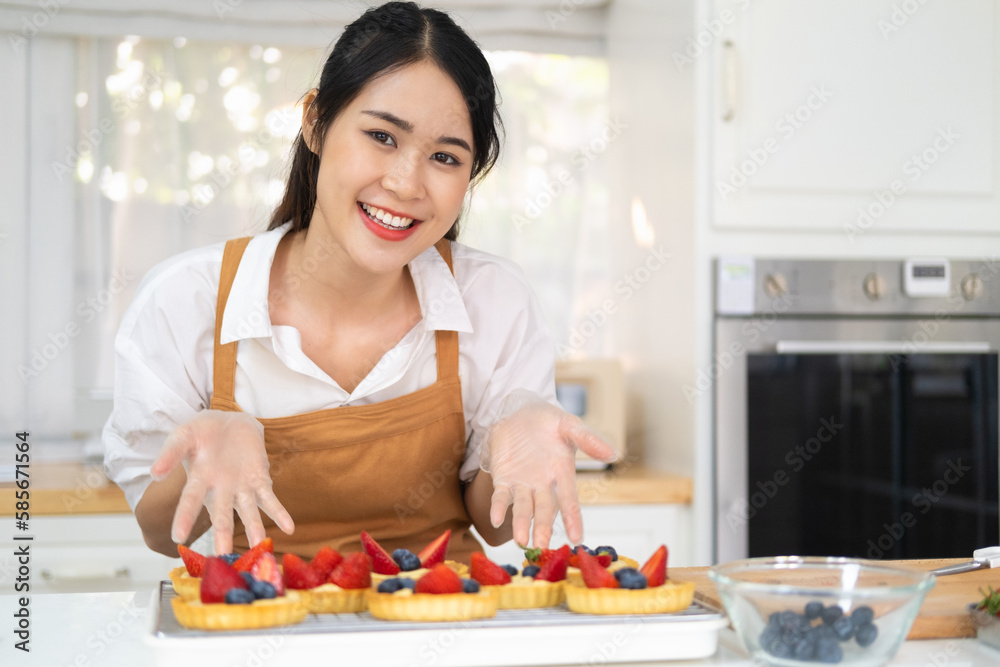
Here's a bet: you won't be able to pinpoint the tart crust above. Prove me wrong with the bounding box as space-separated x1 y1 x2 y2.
170 591 308 630
300 584 368 614
485 580 566 609
366 590 497 621
168 567 201 602
564 580 695 615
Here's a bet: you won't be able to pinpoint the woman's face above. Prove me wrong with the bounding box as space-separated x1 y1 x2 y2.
305 60 474 275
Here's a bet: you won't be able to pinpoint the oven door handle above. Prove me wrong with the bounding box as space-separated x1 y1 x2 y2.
774 340 993 354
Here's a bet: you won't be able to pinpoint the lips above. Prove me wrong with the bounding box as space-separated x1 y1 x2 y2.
357 202 422 241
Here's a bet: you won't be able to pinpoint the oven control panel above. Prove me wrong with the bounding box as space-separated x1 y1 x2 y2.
903 258 950 297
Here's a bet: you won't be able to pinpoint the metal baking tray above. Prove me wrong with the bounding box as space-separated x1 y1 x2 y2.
145 581 729 666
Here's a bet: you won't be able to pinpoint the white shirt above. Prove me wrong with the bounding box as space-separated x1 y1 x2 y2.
102 223 558 511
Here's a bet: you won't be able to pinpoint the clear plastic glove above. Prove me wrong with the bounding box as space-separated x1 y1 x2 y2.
482 389 617 549
149 410 294 554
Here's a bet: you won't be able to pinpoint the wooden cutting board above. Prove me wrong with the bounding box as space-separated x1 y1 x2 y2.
671 559 1000 639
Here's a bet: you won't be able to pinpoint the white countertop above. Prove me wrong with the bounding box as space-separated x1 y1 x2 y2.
3 590 1000 667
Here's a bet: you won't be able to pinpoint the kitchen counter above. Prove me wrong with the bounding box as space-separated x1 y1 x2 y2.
3 590 998 667
0 461 693 516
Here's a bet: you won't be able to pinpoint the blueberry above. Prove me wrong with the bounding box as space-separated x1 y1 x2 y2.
821 605 844 625
767 637 793 658
832 615 854 641
768 611 782 627
250 580 276 600
377 578 406 594
462 579 480 593
805 600 824 620
522 565 541 579
397 578 417 591
816 637 843 663
240 572 256 587
613 568 648 590
759 625 780 648
854 621 878 647
225 588 254 604
792 635 816 661
595 546 618 562
391 549 422 572
219 553 240 566
780 610 800 626
851 605 875 627
502 565 519 577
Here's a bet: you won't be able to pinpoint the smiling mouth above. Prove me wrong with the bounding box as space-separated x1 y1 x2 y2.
359 202 418 230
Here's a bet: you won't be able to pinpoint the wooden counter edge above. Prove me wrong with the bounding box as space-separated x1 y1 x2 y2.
2 462 693 516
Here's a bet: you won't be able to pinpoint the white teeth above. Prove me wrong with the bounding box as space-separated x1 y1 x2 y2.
361 202 414 229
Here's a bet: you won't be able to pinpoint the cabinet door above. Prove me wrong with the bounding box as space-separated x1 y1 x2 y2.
709 0 1000 234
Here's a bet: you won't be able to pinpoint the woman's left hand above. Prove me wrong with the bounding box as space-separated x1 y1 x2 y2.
482 389 618 548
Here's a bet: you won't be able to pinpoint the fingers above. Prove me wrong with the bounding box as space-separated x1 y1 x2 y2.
555 476 585 545
150 435 189 482
235 492 265 547
563 418 618 463
257 489 296 536
171 476 208 544
511 486 534 548
490 484 513 529
531 484 558 549
210 491 236 556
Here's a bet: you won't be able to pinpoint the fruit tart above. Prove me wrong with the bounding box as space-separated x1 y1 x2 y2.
291 549 373 614
362 529 468 586
169 538 275 602
170 556 307 630
471 548 569 609
367 563 498 622
556 545 639 586
565 546 695 615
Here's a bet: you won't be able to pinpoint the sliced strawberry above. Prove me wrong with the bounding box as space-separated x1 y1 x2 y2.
470 552 512 586
233 537 274 573
576 547 618 589
282 553 323 590
251 552 285 596
640 545 668 588
178 544 206 577
536 544 571 582
415 563 464 595
360 531 401 575
417 529 451 568
200 557 249 603
524 546 565 566
329 552 372 590
569 552 612 569
310 546 344 581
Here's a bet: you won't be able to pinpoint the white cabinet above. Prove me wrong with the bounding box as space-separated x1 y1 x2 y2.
0 515 178 595
473 504 693 569
706 0 1000 235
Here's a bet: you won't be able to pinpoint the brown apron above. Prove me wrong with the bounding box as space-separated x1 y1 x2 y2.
209 236 482 562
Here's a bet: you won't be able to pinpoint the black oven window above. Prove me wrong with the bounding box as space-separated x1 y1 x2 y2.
746 353 998 559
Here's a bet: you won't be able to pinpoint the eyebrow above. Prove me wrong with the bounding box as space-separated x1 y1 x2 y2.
362 109 472 154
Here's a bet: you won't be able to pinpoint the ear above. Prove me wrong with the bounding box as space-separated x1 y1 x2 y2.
300 88 321 154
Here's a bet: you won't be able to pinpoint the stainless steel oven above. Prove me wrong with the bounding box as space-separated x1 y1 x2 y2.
714 258 1000 564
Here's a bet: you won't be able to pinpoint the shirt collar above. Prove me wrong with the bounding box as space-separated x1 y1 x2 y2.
220 227 473 345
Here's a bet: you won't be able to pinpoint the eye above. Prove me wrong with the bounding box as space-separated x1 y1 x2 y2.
432 152 460 166
367 130 396 147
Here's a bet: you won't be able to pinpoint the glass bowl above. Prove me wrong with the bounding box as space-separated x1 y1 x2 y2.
709 557 935 666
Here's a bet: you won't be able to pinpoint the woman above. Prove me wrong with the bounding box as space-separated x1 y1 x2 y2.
102 1 615 562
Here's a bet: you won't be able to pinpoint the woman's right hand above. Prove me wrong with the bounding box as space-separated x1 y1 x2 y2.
149 410 294 554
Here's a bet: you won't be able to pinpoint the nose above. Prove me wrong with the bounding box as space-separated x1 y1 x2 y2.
381 151 425 201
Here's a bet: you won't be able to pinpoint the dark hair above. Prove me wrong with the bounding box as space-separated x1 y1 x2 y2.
268 1 502 240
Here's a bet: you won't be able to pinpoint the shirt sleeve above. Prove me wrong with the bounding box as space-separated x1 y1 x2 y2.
457 257 559 482
101 254 219 511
